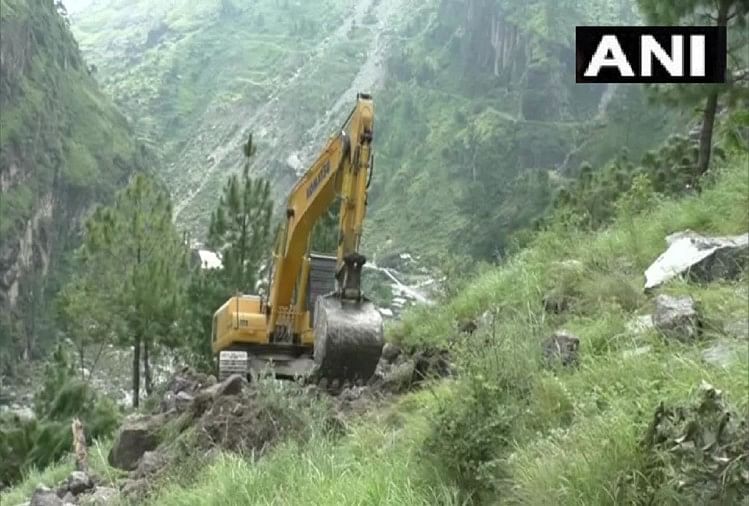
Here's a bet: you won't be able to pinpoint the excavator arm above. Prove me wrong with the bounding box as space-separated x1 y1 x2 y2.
211 94 382 382
266 93 374 333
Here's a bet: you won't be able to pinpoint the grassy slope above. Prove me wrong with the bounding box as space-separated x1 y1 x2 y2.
3 151 746 505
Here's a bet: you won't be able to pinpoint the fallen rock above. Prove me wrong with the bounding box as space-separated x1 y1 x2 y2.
723 319 749 340
626 314 655 335
134 450 167 478
653 294 700 341
702 340 742 368
79 486 118 505
61 492 74 504
412 349 451 382
30 486 63 506
644 231 748 290
65 470 94 495
203 373 246 399
542 331 580 368
380 361 415 392
381 342 401 362
165 367 211 396
108 415 162 470
119 479 148 499
175 391 194 412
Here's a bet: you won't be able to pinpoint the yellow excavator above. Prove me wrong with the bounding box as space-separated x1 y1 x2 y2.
211 93 384 383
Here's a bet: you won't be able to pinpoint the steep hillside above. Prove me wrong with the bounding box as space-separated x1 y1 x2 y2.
365 0 684 260
70 0 684 263
71 0 415 234
4 150 745 506
0 0 147 365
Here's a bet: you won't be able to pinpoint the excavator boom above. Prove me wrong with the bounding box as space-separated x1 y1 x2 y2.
212 94 383 383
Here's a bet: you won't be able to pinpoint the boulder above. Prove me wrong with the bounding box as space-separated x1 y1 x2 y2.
107 415 162 470
30 486 63 506
381 361 416 392
542 331 580 368
626 314 654 335
644 231 748 289
119 479 148 499
134 450 167 478
653 294 700 341
203 373 246 399
702 340 742 368
381 342 401 362
79 486 118 505
65 470 94 495
723 319 748 340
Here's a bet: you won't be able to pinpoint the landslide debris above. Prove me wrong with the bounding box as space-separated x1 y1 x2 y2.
639 382 749 504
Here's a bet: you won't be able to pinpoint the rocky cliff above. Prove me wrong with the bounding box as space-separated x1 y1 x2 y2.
0 0 147 362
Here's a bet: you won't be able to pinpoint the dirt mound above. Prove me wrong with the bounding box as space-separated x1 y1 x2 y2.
196 387 308 454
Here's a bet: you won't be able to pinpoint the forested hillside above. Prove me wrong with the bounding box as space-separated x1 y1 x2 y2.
70 0 686 262
0 0 148 370
1 0 747 504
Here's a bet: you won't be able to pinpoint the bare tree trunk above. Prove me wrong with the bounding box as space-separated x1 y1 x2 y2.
697 0 730 176
144 337 152 396
71 418 88 472
132 334 141 408
697 91 719 176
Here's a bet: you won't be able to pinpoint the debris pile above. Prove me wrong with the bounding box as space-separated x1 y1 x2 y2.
642 382 749 504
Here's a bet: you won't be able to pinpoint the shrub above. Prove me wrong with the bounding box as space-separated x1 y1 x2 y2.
0 346 121 486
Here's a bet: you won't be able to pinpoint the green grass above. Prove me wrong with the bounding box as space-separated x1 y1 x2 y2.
400 152 749 503
150 388 461 506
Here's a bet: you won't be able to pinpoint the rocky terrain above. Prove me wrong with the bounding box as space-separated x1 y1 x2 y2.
13 342 451 505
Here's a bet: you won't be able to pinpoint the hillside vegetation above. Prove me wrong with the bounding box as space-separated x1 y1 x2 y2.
1 0 747 503
5 148 744 506
0 0 147 370
154 150 749 505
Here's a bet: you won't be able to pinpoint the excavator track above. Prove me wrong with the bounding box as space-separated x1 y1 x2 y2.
312 294 384 383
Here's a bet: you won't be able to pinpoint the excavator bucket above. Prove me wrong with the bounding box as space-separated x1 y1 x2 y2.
312 294 384 383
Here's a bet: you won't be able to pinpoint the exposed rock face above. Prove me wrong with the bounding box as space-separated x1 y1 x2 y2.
653 294 700 341
0 0 145 354
542 331 580 368
108 415 163 470
644 231 749 289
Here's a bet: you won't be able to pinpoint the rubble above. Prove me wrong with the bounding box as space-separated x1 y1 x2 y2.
107 415 163 470
64 471 94 495
641 382 749 503
653 294 700 341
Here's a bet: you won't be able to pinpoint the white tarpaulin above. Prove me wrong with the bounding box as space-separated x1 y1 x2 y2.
644 230 748 290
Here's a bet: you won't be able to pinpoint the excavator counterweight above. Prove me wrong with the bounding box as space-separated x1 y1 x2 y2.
212 94 383 384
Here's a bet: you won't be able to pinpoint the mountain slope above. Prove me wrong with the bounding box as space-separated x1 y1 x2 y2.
71 0 415 234
0 0 147 364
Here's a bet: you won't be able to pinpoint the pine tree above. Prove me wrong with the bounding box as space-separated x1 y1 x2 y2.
68 173 188 407
207 133 273 294
182 133 274 369
636 0 748 176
